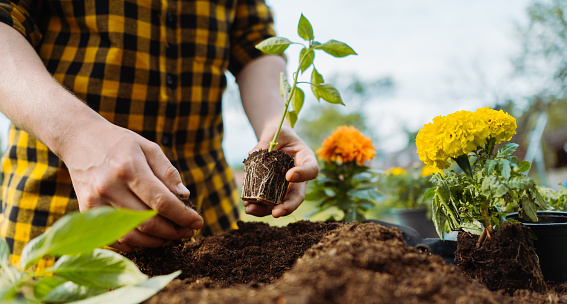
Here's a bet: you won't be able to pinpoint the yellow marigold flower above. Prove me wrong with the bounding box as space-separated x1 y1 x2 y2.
386 167 405 176
421 166 444 177
416 110 490 169
317 126 376 166
474 107 517 144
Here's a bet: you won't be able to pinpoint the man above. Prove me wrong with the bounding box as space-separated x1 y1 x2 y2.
0 0 317 270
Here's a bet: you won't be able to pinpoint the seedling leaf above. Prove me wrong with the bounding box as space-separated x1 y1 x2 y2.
297 14 314 41
315 39 357 57
255 37 291 55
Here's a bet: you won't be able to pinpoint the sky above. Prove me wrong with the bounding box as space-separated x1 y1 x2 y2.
0 0 535 166
222 0 535 165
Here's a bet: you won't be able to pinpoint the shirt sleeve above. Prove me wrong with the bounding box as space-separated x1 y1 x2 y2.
0 0 43 47
228 0 279 76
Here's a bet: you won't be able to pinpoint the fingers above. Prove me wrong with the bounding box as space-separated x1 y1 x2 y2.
286 150 319 183
243 200 273 217
130 143 203 229
141 141 191 198
272 182 306 218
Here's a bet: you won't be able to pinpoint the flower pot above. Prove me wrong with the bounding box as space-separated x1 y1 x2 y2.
506 211 567 283
391 207 438 238
241 149 294 206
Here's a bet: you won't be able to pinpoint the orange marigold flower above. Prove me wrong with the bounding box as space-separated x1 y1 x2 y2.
317 126 376 166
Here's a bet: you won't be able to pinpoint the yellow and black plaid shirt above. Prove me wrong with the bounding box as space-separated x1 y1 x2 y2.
0 0 276 268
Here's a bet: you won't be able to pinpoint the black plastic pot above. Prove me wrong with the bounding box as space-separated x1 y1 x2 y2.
391 207 438 238
506 211 567 283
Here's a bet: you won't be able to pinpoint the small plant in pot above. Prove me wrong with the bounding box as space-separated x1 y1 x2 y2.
304 125 379 223
416 107 550 292
379 165 442 238
241 15 357 206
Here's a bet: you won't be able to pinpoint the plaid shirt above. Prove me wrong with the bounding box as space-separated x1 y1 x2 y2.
0 0 276 269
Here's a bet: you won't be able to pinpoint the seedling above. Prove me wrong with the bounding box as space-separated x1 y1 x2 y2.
241 14 356 206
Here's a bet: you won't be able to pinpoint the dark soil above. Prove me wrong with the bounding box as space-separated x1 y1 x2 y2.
240 149 294 206
126 221 567 304
455 222 546 293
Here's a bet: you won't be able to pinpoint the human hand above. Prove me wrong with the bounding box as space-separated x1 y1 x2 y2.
243 126 318 218
58 121 203 252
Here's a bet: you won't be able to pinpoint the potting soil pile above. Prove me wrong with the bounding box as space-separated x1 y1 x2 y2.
126 221 567 304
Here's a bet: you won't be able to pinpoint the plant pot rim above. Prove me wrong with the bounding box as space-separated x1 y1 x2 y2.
507 211 567 227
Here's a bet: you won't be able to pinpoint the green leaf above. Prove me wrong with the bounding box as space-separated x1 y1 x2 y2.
255 37 291 55
297 14 314 41
0 238 9 265
431 192 447 239
508 176 532 190
292 87 305 115
305 189 327 201
279 72 291 97
315 39 357 57
496 142 519 158
299 48 315 73
324 188 336 197
310 68 324 101
485 159 496 176
517 160 531 172
34 276 69 301
67 271 181 304
460 221 483 235
422 187 436 202
286 110 298 128
313 83 344 105
499 159 511 180
481 175 508 198
49 249 148 290
519 196 539 222
20 207 157 270
41 281 106 303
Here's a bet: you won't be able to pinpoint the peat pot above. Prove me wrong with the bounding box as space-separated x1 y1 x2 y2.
391 207 438 238
507 211 567 283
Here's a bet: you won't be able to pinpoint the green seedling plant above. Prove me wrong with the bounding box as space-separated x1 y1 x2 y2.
0 207 180 304
255 14 357 152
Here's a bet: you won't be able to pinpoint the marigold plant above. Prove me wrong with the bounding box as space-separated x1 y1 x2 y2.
418 107 549 244
306 126 379 223
316 125 376 166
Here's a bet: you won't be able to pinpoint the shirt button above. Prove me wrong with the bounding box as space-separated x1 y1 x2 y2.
166 74 176 88
166 12 176 26
162 134 172 146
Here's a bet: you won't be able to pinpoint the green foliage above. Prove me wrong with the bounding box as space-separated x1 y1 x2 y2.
429 139 550 239
538 185 567 211
379 166 435 210
0 207 180 303
255 14 357 152
306 161 381 223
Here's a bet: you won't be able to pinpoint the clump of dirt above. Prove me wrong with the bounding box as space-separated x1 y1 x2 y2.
128 221 567 304
455 222 547 293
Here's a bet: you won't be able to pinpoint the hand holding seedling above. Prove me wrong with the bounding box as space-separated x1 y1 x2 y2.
242 14 356 217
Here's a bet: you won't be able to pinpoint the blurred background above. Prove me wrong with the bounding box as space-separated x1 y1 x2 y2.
0 0 565 227
222 0 567 225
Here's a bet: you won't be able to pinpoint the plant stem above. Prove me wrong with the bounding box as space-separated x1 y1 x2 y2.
268 47 311 152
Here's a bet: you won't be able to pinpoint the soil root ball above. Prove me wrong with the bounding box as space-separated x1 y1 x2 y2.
455 222 547 293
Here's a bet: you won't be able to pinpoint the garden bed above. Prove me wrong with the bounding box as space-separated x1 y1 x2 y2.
126 221 567 304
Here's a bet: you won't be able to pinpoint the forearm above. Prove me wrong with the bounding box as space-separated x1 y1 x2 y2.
0 22 106 158
235 55 287 140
